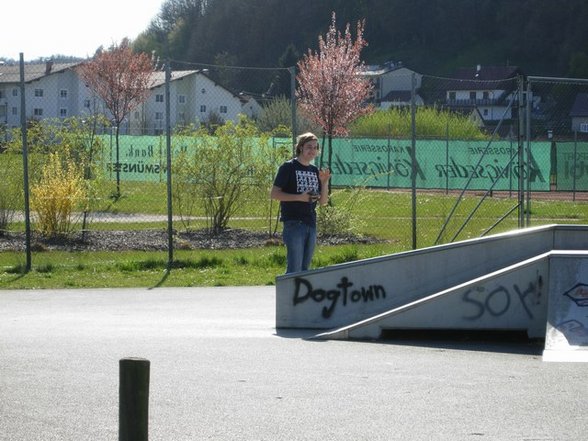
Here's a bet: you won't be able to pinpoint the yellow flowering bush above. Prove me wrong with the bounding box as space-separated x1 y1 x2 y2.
31 148 87 237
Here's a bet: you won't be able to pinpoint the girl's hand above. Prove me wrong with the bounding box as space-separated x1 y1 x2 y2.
319 168 331 183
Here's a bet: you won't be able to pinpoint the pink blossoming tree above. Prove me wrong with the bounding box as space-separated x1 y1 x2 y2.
296 12 374 189
77 39 155 198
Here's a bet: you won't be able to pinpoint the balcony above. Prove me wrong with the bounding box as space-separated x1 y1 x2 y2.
446 98 501 107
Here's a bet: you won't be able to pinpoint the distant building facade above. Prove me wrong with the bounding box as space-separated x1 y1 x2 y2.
362 61 423 108
444 65 523 123
570 93 588 133
0 61 260 134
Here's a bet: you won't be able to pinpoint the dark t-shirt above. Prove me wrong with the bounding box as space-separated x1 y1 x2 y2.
273 159 321 226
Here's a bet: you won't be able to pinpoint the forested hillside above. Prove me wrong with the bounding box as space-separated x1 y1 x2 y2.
133 0 588 78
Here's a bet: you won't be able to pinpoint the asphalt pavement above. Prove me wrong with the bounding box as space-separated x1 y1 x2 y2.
0 286 586 441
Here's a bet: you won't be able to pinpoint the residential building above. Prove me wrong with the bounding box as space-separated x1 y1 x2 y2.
0 61 81 129
444 65 523 124
0 61 260 135
129 69 261 135
569 93 588 133
362 61 423 108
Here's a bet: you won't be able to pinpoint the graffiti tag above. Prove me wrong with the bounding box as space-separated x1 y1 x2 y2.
293 276 386 319
563 283 588 307
462 279 543 321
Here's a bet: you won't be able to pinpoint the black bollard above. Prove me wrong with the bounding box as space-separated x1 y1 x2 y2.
119 358 150 441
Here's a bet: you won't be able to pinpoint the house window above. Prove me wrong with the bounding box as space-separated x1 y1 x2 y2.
156 94 164 103
60 108 67 117
220 105 228 114
448 91 456 101
84 99 91 108
12 88 18 97
34 89 44 97
0 90 4 99
483 91 489 100
483 109 489 116
580 123 588 133
200 105 206 113
33 108 43 116
178 95 186 104
12 107 17 115
60 89 68 99
155 112 163 120
469 91 476 101
201 88 206 94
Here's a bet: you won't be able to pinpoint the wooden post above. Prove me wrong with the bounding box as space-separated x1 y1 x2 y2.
119 358 150 441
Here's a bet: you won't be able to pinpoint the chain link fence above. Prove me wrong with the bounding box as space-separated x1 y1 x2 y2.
1 57 588 273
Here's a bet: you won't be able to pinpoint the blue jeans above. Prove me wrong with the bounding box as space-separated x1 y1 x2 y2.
282 220 317 274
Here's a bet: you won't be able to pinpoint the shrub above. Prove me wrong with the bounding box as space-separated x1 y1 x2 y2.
0 152 23 235
256 96 322 135
4 116 106 233
31 147 88 237
349 106 489 140
317 187 366 237
172 148 203 231
173 117 278 235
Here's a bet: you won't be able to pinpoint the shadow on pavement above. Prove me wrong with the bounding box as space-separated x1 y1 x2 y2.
372 329 544 355
274 328 329 341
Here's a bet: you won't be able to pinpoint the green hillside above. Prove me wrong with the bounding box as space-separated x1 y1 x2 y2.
132 0 588 78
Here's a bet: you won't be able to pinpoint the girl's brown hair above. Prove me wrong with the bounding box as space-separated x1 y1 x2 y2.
295 132 318 156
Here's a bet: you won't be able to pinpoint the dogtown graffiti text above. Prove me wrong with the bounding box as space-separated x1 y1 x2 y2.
292 277 387 319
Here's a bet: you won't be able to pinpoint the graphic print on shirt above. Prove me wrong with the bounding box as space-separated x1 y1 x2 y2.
296 170 319 193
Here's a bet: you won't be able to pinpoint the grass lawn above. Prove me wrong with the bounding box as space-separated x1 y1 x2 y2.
0 243 394 289
2 186 588 290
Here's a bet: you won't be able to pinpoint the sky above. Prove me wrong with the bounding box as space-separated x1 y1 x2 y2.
1 0 165 61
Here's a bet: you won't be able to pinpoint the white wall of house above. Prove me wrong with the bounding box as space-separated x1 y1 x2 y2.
572 117 588 133
379 67 422 97
0 86 18 128
26 69 81 122
477 103 512 121
133 72 250 135
447 89 514 121
194 74 244 123
363 65 422 107
1 67 102 128
241 97 261 119
380 97 424 108
1 65 259 135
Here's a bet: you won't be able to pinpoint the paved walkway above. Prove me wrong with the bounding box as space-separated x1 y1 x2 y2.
0 286 586 440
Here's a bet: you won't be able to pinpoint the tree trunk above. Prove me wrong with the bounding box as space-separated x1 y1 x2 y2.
115 125 121 199
327 133 333 196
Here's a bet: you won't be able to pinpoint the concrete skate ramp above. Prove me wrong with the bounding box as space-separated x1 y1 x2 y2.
315 251 551 341
543 251 588 362
275 225 588 361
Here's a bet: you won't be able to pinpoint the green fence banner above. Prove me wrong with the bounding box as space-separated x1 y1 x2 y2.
101 135 168 182
554 142 588 191
319 138 551 191
99 135 284 182
100 135 553 191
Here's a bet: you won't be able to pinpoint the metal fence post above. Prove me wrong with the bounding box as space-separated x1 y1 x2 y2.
517 75 525 228
289 65 297 152
410 72 417 249
164 61 173 269
19 53 32 271
525 79 532 227
119 357 150 441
